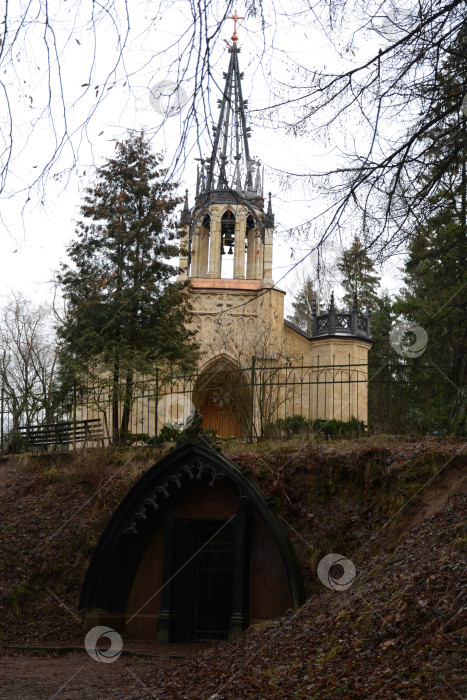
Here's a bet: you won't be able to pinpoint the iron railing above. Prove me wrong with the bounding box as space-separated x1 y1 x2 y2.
0 360 464 453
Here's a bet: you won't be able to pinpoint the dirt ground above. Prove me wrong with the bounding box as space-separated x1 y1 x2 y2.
0 644 208 699
1 442 465 699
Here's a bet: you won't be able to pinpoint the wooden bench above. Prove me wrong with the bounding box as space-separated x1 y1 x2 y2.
16 419 105 451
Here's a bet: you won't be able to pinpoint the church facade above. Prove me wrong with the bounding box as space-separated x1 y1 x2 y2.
175 36 373 437
79 28 374 643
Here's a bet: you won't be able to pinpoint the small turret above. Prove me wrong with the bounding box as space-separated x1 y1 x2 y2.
264 192 274 228
180 190 191 225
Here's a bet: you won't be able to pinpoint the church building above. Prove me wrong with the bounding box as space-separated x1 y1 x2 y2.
176 23 373 437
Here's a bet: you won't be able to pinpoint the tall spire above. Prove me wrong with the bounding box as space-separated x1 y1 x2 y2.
197 14 262 201
264 191 274 227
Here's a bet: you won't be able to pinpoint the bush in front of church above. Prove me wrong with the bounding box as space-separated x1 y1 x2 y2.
264 415 365 439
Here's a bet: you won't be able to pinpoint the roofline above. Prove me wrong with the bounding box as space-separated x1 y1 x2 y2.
309 333 375 345
284 319 311 340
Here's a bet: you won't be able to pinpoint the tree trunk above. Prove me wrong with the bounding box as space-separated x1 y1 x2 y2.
120 368 133 442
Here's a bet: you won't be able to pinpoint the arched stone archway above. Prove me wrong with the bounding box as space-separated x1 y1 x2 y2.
79 441 304 642
193 357 250 438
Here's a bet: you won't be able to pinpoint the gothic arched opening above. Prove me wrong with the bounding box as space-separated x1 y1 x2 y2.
220 210 235 278
79 442 304 643
193 358 250 438
221 210 235 255
245 213 255 255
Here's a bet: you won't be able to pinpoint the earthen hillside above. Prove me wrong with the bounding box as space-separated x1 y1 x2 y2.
0 437 465 698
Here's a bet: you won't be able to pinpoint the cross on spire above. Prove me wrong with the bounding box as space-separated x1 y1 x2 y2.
195 15 263 200
227 9 244 42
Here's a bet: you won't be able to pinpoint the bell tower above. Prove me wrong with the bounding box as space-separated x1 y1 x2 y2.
177 25 274 287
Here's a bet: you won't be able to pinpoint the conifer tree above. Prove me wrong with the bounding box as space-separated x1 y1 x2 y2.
337 236 380 310
287 277 318 334
396 206 467 433
58 132 198 441
395 26 467 433
368 291 395 369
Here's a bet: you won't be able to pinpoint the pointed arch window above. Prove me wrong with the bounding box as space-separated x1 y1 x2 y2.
221 210 235 255
245 215 255 250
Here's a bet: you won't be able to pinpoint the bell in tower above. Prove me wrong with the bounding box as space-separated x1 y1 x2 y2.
221 210 235 256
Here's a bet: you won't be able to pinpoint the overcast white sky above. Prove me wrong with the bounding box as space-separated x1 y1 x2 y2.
0 1 405 315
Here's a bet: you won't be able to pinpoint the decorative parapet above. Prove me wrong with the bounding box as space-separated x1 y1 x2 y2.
311 292 372 341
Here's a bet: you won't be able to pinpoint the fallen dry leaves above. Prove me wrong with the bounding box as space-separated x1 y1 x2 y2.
0 439 465 698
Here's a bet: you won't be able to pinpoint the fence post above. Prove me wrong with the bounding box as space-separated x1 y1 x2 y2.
1 386 4 457
348 353 351 422
73 380 77 451
249 355 256 443
367 353 370 433
300 356 304 418
154 367 159 440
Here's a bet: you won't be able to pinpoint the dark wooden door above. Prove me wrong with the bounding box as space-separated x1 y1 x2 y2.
173 519 235 641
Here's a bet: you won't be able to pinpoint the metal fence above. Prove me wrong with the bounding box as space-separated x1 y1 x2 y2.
0 360 464 453
368 362 465 436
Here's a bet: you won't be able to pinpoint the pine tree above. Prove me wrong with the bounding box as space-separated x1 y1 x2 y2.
58 132 198 441
287 277 318 334
396 206 467 433
395 26 467 434
337 236 381 310
416 24 467 237
368 291 395 368
366 291 406 431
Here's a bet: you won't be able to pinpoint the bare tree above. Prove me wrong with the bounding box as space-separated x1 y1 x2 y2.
0 1 262 213
0 293 60 430
267 0 467 261
3 0 465 272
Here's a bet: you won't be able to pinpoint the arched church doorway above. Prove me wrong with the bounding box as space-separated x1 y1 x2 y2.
193 358 250 438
